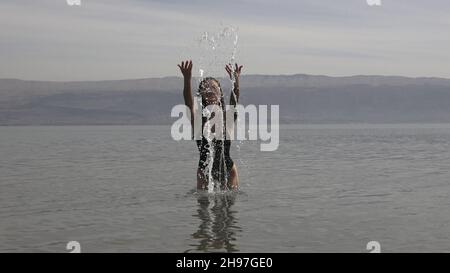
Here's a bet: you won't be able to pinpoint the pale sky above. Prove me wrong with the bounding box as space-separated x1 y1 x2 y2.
1 0 450 81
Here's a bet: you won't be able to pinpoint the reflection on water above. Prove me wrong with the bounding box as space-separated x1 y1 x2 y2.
188 192 241 253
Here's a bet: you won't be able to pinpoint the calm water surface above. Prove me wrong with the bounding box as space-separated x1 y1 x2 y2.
0 124 449 252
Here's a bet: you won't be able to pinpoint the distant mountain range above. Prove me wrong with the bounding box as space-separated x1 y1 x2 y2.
1 74 450 125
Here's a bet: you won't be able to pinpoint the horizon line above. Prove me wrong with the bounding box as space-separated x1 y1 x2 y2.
1 73 450 83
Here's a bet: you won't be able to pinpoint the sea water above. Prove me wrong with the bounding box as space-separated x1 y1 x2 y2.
1 124 450 252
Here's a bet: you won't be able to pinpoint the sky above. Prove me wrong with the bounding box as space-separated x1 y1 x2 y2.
1 0 450 81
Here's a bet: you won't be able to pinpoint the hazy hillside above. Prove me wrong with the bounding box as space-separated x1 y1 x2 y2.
1 75 450 125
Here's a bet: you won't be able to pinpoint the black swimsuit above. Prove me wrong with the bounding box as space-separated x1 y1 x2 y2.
196 138 234 182
195 93 237 184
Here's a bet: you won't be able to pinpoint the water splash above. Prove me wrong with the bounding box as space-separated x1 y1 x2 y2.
192 25 240 192
195 26 239 81
201 106 216 193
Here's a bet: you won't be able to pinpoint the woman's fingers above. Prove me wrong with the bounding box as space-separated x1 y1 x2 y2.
225 65 232 78
182 61 241 74
225 63 243 78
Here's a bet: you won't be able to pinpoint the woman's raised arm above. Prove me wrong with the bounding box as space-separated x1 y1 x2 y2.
226 63 243 107
177 60 194 111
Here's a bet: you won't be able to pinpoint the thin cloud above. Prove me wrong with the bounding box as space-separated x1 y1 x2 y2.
0 0 449 80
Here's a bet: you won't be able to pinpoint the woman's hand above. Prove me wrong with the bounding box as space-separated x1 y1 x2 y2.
178 60 193 79
225 63 243 83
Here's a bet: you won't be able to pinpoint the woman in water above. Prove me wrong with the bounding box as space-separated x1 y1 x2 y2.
177 60 243 191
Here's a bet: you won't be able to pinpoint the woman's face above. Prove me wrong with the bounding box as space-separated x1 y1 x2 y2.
200 80 221 106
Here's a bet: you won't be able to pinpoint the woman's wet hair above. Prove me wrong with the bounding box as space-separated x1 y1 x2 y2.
198 77 222 94
198 77 225 106
198 77 227 139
